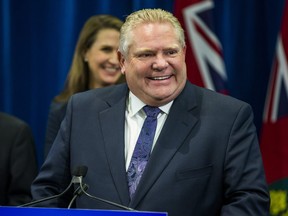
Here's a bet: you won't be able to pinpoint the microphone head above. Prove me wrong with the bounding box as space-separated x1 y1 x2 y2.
73 166 88 177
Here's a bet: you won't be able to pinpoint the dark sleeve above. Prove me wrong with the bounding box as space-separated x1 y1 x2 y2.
221 104 270 215
8 121 38 205
32 98 74 208
44 101 68 158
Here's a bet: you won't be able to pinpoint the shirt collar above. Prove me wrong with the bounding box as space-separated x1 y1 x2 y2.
127 91 173 117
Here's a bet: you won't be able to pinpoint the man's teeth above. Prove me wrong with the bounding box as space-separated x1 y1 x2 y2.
151 76 170 80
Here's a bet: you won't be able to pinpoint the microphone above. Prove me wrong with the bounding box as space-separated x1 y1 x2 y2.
19 166 88 207
71 166 88 184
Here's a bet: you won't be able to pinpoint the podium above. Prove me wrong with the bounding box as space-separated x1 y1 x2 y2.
0 206 167 216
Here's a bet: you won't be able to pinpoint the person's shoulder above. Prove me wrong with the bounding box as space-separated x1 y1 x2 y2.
0 112 30 131
186 82 250 109
49 100 68 113
72 83 128 102
46 100 68 123
0 112 28 127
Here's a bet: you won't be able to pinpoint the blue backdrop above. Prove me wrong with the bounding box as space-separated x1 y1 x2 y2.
0 0 285 167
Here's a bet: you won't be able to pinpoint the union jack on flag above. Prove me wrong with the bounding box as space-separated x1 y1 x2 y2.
174 0 228 94
260 0 288 215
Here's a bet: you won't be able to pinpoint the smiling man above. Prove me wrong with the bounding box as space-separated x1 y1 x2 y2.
32 9 270 216
118 19 187 107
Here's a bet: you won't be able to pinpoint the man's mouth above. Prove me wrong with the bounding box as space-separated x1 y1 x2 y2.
149 75 172 80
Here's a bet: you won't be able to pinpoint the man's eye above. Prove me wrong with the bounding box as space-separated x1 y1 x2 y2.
138 53 152 58
166 50 178 55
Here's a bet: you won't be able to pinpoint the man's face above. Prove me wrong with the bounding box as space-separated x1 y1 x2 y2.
119 22 187 107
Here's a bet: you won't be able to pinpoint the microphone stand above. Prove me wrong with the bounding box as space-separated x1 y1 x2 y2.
76 177 135 211
19 179 75 207
67 183 89 209
19 166 88 207
20 166 134 211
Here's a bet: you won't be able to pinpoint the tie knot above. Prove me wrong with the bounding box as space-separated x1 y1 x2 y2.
143 105 161 118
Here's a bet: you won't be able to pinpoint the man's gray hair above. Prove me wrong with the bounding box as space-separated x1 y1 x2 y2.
119 8 185 56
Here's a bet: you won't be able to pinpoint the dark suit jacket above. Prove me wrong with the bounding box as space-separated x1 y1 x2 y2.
0 112 38 206
44 101 67 158
32 82 270 215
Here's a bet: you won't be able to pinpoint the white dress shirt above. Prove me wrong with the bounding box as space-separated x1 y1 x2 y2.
124 91 173 170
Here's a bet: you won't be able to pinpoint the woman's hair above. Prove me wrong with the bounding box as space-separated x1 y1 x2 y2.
55 15 124 102
119 8 185 57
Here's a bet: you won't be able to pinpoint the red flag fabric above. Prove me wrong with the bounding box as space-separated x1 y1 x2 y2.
260 0 288 215
174 0 228 94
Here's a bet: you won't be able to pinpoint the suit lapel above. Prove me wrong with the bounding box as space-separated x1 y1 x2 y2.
130 82 199 207
99 93 131 206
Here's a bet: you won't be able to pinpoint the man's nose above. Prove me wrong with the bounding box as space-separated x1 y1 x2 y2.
151 54 168 71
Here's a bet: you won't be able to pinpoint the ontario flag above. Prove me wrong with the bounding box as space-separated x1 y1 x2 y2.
260 0 288 215
174 0 228 94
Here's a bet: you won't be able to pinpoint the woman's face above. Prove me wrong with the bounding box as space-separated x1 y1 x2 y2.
85 28 121 88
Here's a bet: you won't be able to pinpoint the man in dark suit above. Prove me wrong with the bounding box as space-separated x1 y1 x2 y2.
31 9 270 215
0 112 38 205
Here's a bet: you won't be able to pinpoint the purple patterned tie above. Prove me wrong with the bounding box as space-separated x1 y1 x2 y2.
127 105 161 199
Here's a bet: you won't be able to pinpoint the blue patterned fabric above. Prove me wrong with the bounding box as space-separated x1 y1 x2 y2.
127 105 161 199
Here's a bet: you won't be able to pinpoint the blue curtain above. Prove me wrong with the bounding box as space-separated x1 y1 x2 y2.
0 0 285 167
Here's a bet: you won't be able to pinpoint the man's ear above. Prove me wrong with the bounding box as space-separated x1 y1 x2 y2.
183 45 187 56
117 51 125 74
